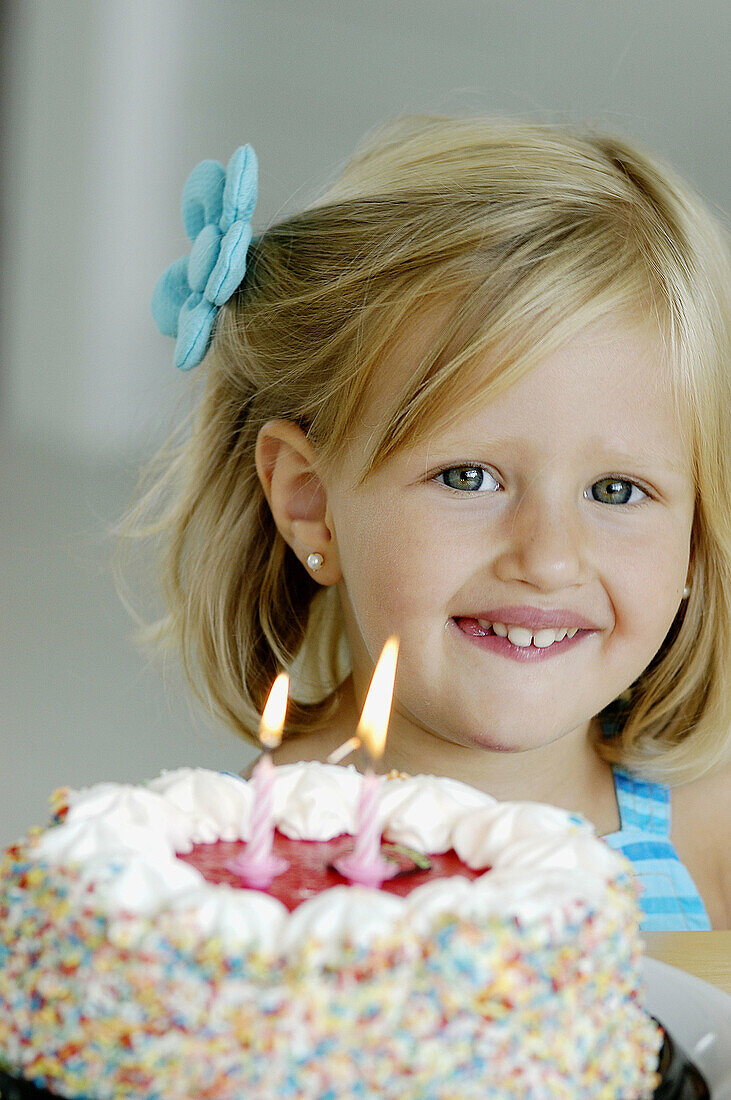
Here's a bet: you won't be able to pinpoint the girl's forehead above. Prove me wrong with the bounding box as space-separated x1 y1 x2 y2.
360 306 683 451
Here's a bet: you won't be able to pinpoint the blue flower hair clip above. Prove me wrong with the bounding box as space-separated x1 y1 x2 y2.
151 145 258 370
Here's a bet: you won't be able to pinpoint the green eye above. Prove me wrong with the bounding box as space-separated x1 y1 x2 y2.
436 467 499 492
589 477 645 505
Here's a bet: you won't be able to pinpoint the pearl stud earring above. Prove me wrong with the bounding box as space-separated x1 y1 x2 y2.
682 584 691 599
306 552 324 572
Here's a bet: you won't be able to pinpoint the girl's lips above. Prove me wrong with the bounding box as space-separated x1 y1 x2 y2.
469 606 600 631
451 616 595 661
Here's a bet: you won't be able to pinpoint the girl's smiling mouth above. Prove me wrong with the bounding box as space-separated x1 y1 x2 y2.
452 606 600 661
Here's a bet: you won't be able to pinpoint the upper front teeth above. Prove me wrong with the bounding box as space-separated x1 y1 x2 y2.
477 621 579 647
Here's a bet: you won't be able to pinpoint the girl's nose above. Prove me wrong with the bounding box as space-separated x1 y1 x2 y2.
493 490 586 593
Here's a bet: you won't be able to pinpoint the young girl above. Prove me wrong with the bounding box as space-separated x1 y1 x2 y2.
135 114 730 931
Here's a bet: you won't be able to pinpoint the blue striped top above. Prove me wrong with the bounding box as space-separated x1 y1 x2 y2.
602 767 711 931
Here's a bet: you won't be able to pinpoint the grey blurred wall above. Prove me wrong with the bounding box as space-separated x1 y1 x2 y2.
1 0 728 841
3 0 729 457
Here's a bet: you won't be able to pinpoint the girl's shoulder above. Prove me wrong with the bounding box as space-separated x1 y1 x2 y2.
671 761 731 929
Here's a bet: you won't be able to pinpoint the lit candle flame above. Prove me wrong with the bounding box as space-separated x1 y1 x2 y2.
259 672 289 749
357 636 399 761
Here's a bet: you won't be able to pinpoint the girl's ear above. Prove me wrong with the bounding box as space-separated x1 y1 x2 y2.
255 420 342 585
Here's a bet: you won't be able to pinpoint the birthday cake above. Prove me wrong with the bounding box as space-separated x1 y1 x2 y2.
0 762 663 1099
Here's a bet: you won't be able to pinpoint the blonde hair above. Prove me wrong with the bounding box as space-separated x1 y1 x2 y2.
117 114 731 784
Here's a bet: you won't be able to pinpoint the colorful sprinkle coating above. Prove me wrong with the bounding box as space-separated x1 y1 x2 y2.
0 833 662 1099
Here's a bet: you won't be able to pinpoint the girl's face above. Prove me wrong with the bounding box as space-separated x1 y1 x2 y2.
326 315 695 753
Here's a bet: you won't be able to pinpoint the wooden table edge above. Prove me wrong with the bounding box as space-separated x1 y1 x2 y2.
642 931 731 995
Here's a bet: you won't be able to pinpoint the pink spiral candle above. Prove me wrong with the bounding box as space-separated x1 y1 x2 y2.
226 674 290 890
245 753 276 865
227 753 289 886
334 768 397 887
333 637 400 887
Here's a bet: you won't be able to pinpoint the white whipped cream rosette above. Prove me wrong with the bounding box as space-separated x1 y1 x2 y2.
379 773 496 851
147 767 254 842
72 847 205 917
43 783 195 850
167 883 288 951
275 761 362 839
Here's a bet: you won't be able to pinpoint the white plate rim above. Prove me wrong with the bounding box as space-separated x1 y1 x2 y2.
643 955 731 1095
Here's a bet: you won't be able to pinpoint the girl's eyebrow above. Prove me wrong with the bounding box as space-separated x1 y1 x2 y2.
586 445 689 477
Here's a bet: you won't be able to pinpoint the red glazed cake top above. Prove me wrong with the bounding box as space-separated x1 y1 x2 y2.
178 831 484 911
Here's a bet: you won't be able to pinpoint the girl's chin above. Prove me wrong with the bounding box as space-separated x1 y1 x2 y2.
393 683 593 758
400 708 570 756
451 731 562 754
